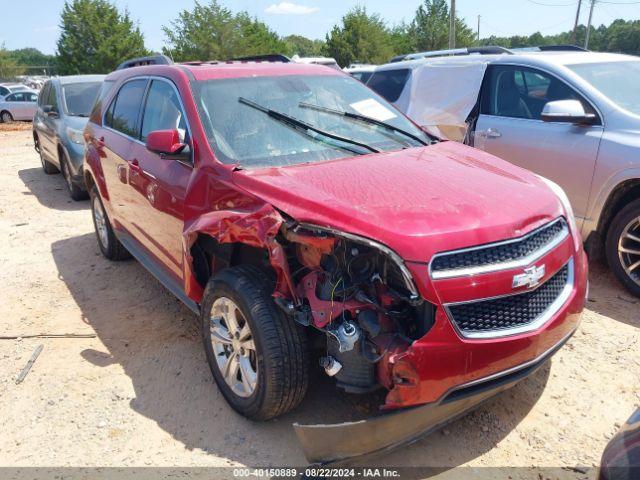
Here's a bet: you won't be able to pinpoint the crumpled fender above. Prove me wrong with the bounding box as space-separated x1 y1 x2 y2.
183 204 297 301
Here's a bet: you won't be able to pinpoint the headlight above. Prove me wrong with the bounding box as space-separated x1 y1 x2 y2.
537 175 581 249
66 127 84 145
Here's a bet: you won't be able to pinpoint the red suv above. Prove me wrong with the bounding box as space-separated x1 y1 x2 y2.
84 55 588 463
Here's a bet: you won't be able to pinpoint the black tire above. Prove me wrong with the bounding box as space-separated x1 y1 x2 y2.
0 110 13 123
89 186 131 261
35 134 59 175
606 198 640 298
201 265 309 420
60 151 88 201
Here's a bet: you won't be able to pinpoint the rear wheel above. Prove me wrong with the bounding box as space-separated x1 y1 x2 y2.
201 265 309 420
606 199 640 297
60 151 88 201
90 186 131 261
0 111 13 123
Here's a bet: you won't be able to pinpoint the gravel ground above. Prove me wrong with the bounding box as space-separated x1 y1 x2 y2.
0 129 638 478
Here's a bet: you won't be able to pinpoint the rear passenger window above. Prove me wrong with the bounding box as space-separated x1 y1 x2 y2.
367 69 410 103
140 80 187 142
106 79 147 138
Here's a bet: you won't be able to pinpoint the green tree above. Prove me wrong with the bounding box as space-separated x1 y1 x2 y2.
8 48 56 67
283 35 325 57
163 1 286 62
324 6 395 67
0 44 25 79
408 0 475 51
56 0 149 74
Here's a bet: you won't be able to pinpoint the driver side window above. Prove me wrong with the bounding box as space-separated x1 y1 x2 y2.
482 65 596 120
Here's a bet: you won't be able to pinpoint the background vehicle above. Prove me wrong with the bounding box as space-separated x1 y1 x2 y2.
0 90 38 122
83 56 586 463
291 54 341 70
343 63 376 83
0 83 34 100
369 49 640 297
599 408 640 480
33 75 105 200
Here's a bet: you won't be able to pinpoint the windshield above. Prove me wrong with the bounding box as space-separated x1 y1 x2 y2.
567 61 640 116
62 82 102 117
194 74 429 168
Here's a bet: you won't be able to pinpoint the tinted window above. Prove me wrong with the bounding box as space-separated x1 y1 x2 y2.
62 82 102 117
38 83 50 106
90 80 114 124
482 65 595 120
140 79 187 142
46 84 59 111
26 92 38 102
6 93 18 102
0 86 9 96
367 69 410 103
107 79 147 138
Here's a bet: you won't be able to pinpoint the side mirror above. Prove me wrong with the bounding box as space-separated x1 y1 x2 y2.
43 105 58 118
146 129 190 159
541 100 597 125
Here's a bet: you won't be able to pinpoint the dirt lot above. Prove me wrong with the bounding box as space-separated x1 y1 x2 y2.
0 128 638 476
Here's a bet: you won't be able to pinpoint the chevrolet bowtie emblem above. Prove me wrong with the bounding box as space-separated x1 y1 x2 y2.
512 265 546 289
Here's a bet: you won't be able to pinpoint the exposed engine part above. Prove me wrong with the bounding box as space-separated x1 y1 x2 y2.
327 334 376 393
319 356 342 377
326 320 360 353
357 310 381 337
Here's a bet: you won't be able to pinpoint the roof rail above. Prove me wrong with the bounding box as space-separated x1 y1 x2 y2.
116 54 173 70
537 44 588 52
389 54 409 63
395 45 512 63
231 54 290 63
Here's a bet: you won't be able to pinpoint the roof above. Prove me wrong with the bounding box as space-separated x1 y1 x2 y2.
56 74 107 85
374 51 638 72
107 61 345 82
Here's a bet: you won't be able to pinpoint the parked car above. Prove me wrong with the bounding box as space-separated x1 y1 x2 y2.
0 82 33 100
32 75 106 200
83 55 587 463
599 408 640 480
343 64 377 83
291 54 341 70
0 90 38 122
368 48 640 297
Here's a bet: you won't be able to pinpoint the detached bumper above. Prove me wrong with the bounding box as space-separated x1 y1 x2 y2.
294 328 575 465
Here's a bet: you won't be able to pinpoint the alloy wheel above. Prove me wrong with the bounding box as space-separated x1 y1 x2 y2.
618 216 640 288
209 297 258 398
1 112 12 123
92 195 109 250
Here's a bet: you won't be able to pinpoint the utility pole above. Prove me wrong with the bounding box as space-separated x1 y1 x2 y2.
449 0 456 49
477 15 481 44
585 0 596 49
571 0 582 45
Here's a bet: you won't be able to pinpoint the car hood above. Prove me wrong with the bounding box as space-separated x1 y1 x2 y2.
232 141 563 262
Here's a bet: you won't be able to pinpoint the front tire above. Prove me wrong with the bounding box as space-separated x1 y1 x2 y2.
90 186 131 261
201 265 309 420
1 111 13 123
606 198 640 297
60 151 88 201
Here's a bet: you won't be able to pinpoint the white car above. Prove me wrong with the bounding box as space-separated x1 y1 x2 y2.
291 55 341 70
343 64 377 83
0 90 39 122
0 83 34 100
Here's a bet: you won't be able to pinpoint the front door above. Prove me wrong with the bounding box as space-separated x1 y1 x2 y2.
475 64 603 225
124 78 191 280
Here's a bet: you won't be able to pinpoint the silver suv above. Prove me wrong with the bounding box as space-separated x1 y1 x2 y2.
369 49 640 297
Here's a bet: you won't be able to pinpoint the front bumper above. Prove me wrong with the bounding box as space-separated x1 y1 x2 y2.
295 327 575 464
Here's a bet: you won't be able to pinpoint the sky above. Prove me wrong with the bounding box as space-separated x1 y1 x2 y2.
2 0 639 55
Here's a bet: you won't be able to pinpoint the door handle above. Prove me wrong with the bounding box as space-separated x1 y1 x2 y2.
484 128 502 139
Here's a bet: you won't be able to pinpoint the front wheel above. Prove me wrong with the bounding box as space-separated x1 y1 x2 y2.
1 111 13 123
201 265 309 420
606 199 640 297
60 152 88 201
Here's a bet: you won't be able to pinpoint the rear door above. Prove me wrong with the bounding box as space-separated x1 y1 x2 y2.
33 82 50 145
125 78 192 279
474 64 603 225
40 84 61 161
101 78 149 232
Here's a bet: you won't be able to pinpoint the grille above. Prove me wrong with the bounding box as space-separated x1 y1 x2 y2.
431 218 567 276
447 263 570 336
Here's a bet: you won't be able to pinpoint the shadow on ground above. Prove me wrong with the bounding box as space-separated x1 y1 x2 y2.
585 262 639 329
18 167 88 211
52 232 553 469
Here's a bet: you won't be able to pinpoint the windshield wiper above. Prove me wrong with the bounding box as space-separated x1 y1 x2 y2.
238 97 381 155
299 102 429 146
